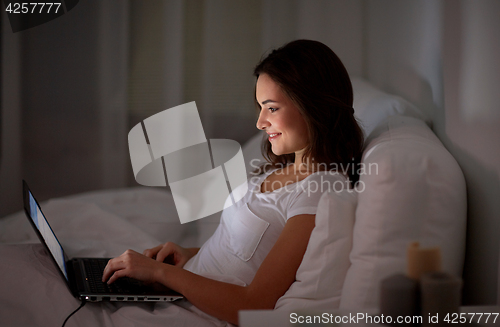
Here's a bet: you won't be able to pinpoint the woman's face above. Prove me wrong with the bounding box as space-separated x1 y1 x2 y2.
255 74 309 157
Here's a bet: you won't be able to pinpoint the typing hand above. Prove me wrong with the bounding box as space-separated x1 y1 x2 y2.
143 242 198 268
102 249 164 285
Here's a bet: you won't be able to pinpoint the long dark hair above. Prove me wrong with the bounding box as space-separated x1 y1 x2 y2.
254 39 364 183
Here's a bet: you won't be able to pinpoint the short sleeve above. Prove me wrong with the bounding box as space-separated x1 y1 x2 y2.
286 173 348 220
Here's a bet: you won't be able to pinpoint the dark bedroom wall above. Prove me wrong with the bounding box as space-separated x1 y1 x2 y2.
16 1 129 202
21 1 102 200
0 10 22 217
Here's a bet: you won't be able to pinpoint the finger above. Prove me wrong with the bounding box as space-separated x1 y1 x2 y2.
107 269 127 285
102 259 116 282
143 245 162 258
156 245 175 263
102 257 125 282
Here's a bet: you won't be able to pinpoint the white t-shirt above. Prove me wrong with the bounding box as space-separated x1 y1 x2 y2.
184 168 347 286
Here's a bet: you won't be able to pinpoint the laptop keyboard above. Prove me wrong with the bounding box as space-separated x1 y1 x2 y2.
83 258 143 294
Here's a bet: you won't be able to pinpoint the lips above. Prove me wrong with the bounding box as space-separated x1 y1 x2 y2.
268 133 282 141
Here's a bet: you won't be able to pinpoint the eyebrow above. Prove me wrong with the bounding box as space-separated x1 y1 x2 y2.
261 99 277 105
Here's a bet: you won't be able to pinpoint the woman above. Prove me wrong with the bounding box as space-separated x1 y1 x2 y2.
103 39 364 325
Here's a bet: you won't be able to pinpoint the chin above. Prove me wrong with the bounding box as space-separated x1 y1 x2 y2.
270 146 285 156
271 148 293 157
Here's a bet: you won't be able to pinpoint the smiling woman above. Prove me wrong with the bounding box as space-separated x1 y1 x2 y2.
256 74 310 161
102 39 364 326
253 40 364 184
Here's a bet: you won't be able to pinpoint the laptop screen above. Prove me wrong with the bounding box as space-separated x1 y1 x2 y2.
27 190 68 281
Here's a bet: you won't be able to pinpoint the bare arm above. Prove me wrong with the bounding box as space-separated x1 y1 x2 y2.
103 214 315 325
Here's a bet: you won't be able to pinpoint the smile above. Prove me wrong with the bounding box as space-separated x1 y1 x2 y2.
268 133 282 141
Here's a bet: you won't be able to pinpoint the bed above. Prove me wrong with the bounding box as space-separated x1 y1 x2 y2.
0 78 467 326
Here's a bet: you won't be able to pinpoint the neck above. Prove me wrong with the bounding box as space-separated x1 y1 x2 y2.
292 152 313 174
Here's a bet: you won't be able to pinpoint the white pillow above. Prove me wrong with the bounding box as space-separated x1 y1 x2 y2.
351 77 428 137
340 115 467 309
274 189 357 311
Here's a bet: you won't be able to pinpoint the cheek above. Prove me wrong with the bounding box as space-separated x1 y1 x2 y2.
298 119 309 135
291 118 309 140
284 121 309 149
297 128 309 146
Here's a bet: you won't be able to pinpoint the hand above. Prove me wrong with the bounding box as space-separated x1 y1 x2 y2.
143 242 198 268
102 249 165 285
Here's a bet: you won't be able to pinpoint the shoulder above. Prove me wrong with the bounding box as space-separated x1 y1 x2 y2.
297 171 348 194
281 172 347 220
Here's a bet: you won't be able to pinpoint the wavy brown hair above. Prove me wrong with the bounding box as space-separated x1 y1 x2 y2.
254 39 364 183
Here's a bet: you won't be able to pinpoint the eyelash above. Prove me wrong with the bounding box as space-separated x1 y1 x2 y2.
268 107 278 113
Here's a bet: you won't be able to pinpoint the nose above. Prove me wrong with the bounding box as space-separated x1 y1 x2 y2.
256 110 270 130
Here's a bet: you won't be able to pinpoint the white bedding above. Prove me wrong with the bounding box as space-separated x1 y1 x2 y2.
0 187 229 327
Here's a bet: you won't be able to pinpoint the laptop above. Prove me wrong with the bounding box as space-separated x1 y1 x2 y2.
22 180 184 302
